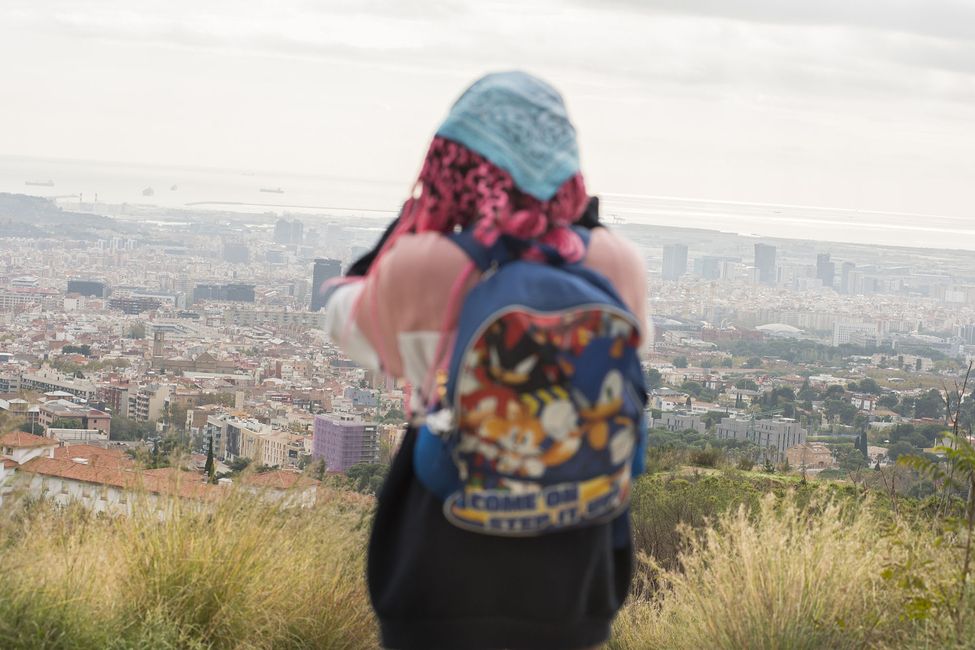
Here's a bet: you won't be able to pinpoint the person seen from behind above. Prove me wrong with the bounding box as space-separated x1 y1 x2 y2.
322 71 649 650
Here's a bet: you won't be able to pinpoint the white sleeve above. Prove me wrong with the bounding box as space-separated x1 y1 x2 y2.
322 283 380 370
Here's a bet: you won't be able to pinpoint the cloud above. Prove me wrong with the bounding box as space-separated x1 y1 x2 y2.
586 0 975 43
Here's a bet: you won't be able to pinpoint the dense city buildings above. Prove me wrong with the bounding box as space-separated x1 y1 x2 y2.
1 192 975 514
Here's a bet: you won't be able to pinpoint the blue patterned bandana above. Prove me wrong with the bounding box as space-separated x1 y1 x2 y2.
436 71 581 202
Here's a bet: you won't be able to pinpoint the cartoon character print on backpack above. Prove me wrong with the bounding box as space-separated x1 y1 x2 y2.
455 316 580 488
568 333 639 470
453 309 639 491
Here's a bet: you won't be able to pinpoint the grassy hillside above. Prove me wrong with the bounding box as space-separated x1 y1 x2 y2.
1 468 972 649
0 486 376 649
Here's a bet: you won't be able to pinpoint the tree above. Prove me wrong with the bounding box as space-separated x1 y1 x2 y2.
824 385 846 399
204 436 215 483
899 432 975 633
110 416 155 441
735 379 758 391
345 463 389 495
858 377 882 394
228 457 252 473
673 356 688 369
894 396 916 417
824 398 858 425
62 344 92 357
720 358 733 368
166 403 189 433
381 408 406 424
914 389 946 420
743 357 763 369
856 430 869 459
51 418 84 429
127 322 146 339
645 368 662 390
797 379 818 401
829 443 866 472
887 441 919 461
680 381 717 402
877 394 899 410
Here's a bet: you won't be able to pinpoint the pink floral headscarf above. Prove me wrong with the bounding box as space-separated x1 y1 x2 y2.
380 136 589 264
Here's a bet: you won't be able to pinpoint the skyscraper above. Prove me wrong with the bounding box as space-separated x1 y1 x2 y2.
840 261 856 294
662 244 688 281
816 253 835 289
310 258 342 311
754 243 777 285
693 256 722 281
273 218 304 246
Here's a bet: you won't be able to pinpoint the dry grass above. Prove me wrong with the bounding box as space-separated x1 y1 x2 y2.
0 486 377 650
613 492 971 650
4 470 975 649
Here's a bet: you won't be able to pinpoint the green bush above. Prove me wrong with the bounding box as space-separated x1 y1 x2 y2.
688 446 722 468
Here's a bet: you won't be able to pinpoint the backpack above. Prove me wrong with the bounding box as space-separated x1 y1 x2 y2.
414 228 648 536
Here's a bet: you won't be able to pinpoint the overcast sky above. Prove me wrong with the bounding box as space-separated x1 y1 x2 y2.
3 0 975 217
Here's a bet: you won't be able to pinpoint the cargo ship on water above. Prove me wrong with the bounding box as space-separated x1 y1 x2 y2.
260 187 284 194
25 179 54 187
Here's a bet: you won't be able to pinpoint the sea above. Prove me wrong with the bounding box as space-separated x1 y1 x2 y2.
2 156 973 252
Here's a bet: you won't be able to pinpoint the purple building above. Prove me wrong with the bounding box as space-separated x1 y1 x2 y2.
313 415 380 472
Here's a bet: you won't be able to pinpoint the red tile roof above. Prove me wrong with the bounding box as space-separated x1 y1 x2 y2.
17 457 219 500
0 431 57 449
54 444 135 469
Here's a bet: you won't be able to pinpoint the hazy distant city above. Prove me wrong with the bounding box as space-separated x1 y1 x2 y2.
0 168 973 499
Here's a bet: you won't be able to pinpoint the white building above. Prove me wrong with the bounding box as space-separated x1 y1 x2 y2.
0 431 59 507
833 321 879 347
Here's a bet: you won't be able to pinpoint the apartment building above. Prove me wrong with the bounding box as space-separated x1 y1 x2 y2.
715 416 807 463
21 368 97 402
651 413 707 434
312 415 379 472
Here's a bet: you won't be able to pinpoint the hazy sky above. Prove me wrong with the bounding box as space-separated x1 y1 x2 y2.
3 0 975 217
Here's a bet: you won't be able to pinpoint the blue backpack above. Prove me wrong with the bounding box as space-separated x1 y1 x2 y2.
414 228 648 536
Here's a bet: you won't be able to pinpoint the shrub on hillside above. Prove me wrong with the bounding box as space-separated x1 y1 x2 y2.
688 446 722 468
